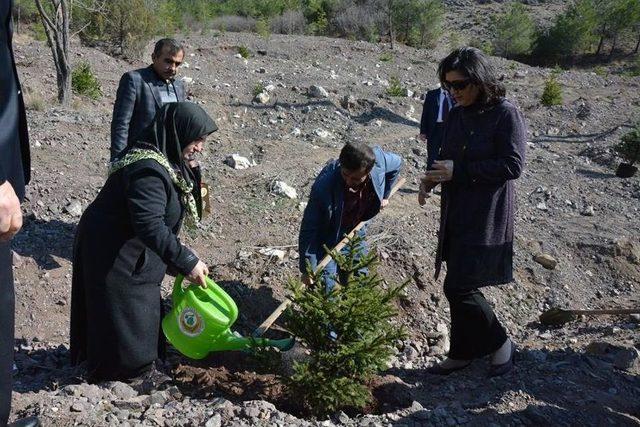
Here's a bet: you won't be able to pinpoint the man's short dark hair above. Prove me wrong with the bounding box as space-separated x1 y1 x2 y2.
339 142 376 171
153 38 184 57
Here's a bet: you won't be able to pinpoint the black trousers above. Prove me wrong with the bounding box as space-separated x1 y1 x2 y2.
444 276 507 360
0 242 14 427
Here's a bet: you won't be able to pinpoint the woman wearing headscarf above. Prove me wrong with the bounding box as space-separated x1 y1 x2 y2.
70 102 217 383
418 47 526 377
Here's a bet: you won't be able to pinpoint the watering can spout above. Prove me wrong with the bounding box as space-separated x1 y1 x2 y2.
162 275 295 359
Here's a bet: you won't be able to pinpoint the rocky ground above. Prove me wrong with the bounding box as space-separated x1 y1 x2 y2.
7 26 640 426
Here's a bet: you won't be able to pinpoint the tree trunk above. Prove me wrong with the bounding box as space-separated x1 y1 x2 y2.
596 35 605 56
635 31 640 54
35 0 72 106
387 1 394 50
608 33 618 61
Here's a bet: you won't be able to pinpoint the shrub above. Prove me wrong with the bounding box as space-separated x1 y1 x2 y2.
379 51 393 62
252 82 265 96
386 76 405 97
491 2 535 58
271 9 307 34
23 87 45 111
540 75 563 106
72 62 102 100
210 15 257 33
533 0 598 60
332 2 384 42
284 235 407 416
238 45 251 59
615 124 640 165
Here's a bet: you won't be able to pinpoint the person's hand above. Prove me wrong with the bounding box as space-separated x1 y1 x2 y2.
301 274 312 287
418 176 437 206
0 181 23 242
187 260 209 288
380 199 389 209
423 160 454 184
417 134 427 142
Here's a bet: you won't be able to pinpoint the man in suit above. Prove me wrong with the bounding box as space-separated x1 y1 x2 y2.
110 38 187 161
299 142 402 291
1 2 39 426
418 86 454 169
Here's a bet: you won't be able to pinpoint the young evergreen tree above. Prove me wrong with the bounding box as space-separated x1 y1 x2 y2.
284 235 407 416
491 2 535 58
533 0 598 60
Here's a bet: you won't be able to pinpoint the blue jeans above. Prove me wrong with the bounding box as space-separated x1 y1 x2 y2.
320 231 368 292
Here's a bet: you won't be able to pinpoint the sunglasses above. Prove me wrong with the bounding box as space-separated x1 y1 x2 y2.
443 79 472 91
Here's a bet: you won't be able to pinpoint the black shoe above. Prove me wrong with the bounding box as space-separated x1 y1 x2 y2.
489 342 516 377
8 416 42 427
426 361 471 376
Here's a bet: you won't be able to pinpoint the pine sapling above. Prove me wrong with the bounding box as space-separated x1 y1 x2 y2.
284 235 407 416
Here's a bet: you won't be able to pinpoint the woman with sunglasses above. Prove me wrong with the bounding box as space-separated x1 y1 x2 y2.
418 47 527 377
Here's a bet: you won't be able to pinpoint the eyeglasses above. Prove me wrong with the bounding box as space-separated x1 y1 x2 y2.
443 79 471 91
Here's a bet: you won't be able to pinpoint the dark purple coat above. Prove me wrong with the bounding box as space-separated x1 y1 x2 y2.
435 99 526 289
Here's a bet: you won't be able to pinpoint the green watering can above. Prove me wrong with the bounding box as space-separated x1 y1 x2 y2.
162 275 294 359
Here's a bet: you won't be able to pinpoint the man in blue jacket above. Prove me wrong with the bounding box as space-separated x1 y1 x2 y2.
110 38 187 161
298 142 402 290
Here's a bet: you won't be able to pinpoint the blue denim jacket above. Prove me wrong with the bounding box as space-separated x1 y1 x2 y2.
298 146 403 274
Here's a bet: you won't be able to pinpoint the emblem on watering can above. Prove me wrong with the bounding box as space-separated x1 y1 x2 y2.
178 307 205 337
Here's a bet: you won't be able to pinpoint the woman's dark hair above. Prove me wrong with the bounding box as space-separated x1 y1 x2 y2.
339 142 376 171
438 47 505 105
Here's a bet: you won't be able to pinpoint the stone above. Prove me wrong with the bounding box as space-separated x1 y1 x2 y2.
613 346 640 371
534 253 557 270
71 402 87 412
581 205 595 216
314 128 331 139
340 95 356 110
253 92 270 104
257 247 286 261
547 127 560 136
272 181 298 199
291 128 302 136
403 345 419 361
64 200 83 217
308 85 329 98
181 76 193 84
205 414 222 427
110 382 138 400
536 202 548 211
224 154 256 170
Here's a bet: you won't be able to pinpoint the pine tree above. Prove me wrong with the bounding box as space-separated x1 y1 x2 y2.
284 235 407 416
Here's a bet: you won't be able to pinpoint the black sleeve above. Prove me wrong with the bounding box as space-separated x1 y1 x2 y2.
0 163 6 185
125 168 199 275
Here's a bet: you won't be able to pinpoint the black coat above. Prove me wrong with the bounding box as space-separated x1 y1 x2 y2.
0 0 30 200
70 159 198 381
435 99 527 289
